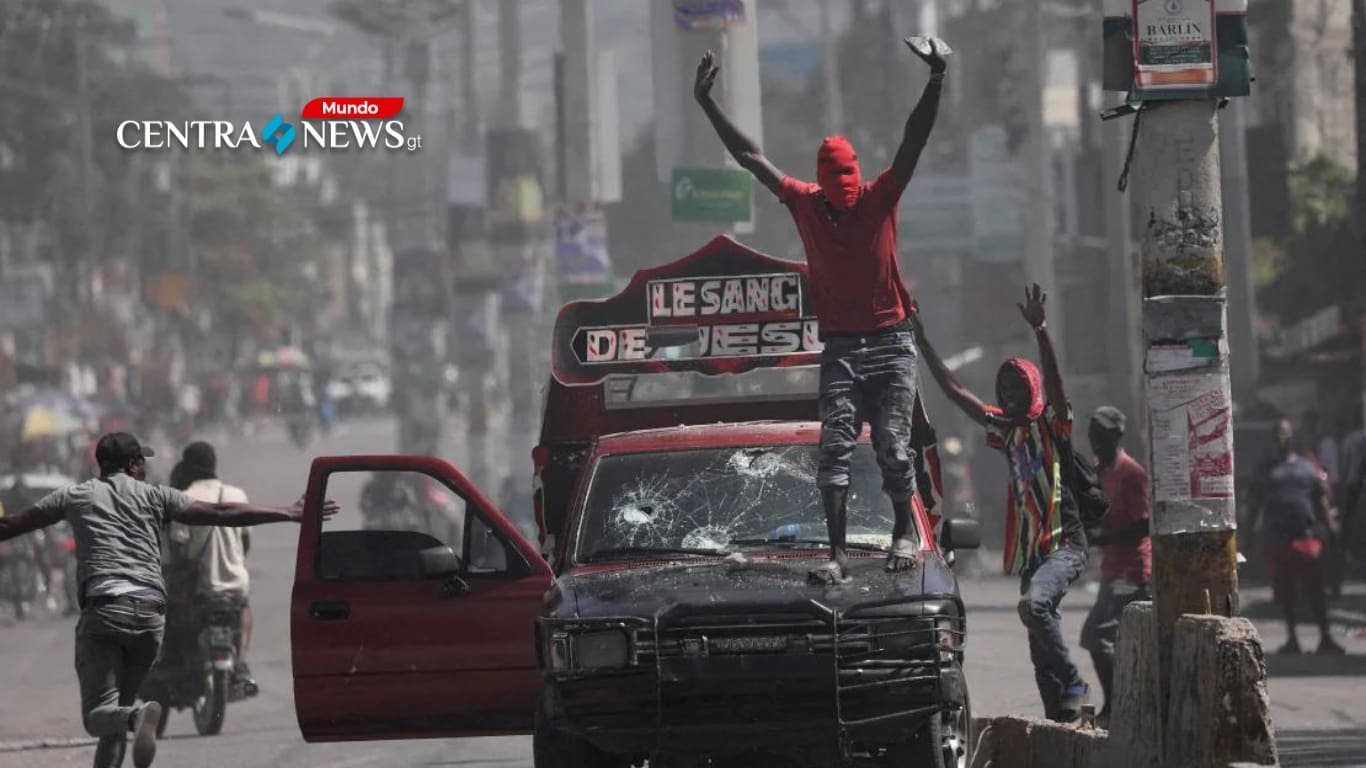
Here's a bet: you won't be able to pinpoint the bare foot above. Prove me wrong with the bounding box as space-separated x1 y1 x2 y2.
808 560 850 585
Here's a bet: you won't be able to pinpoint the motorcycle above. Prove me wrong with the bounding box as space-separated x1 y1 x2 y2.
1 471 80 618
0 537 44 620
142 596 257 737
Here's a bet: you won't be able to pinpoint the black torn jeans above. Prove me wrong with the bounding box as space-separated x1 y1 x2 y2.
816 327 919 503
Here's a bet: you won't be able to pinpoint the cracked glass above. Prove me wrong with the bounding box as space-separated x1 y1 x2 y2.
575 444 917 561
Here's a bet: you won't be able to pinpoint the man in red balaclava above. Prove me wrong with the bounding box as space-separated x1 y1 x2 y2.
694 36 948 585
912 284 1093 723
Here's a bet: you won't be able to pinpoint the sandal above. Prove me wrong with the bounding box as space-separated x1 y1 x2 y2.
885 538 917 572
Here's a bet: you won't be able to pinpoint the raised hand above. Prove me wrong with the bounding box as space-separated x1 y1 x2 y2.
904 35 950 74
694 50 720 104
1018 283 1047 330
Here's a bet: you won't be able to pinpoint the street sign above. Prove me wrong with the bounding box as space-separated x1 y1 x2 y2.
673 0 746 31
1103 0 1249 100
555 203 614 300
1132 0 1217 90
671 168 753 223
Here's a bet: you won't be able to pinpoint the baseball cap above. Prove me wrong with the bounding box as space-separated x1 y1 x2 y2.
95 432 155 471
1091 406 1127 433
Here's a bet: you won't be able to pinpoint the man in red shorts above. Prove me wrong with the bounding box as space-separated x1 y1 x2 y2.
1251 417 1345 655
693 36 948 584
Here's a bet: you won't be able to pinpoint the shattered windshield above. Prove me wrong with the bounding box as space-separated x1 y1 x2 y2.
575 445 913 562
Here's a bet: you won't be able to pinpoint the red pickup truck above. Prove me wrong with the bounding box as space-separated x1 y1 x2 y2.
289 237 981 768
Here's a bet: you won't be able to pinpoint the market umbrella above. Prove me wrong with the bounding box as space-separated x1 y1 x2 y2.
10 388 104 421
21 406 86 441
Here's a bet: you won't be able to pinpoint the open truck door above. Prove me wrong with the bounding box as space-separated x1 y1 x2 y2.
291 455 552 741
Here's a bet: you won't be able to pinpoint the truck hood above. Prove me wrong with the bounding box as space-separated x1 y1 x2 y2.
552 552 961 621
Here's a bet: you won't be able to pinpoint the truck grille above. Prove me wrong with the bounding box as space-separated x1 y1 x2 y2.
637 613 835 661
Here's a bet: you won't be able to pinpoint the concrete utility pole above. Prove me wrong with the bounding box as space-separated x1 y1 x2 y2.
1099 38 1142 436
1356 0 1366 424
1131 99 1239 711
1219 98 1260 405
74 14 96 303
650 0 763 256
1020 2 1058 344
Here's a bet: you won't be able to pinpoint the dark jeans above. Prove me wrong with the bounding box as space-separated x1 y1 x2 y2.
1080 577 1150 713
75 597 165 768
1080 578 1150 657
816 329 919 501
1017 546 1088 719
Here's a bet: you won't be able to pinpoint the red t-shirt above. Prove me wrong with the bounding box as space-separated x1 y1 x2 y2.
1097 449 1152 583
778 171 912 335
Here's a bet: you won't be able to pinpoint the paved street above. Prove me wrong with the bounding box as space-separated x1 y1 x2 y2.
2 417 1364 767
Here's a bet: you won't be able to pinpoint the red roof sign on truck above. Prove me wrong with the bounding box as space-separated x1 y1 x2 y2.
552 235 822 385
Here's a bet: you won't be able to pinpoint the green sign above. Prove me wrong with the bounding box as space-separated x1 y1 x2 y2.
671 168 752 222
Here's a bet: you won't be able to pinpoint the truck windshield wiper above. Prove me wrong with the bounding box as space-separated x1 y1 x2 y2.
727 538 888 552
583 546 724 562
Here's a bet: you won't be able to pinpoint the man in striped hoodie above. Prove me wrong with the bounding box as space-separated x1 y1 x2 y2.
912 284 1091 723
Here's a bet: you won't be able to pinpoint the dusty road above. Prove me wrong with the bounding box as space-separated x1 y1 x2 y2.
2 417 1363 767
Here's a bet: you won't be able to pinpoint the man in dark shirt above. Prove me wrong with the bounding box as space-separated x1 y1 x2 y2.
1252 418 1345 655
0 433 338 768
913 285 1091 723
1079 406 1151 727
694 36 947 584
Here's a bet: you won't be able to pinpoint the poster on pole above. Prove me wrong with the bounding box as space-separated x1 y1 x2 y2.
673 0 746 31
1147 370 1234 502
1131 0 1218 90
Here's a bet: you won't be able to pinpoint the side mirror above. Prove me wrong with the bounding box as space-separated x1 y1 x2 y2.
419 545 463 578
941 518 981 551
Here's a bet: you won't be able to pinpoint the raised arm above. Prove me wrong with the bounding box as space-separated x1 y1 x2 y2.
909 308 992 426
0 504 64 541
889 36 948 189
694 51 785 197
169 497 339 527
1018 284 1067 409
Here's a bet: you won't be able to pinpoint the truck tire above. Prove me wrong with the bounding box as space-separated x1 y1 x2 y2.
533 702 622 768
886 666 973 768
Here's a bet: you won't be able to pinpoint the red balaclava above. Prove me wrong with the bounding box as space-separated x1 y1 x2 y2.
817 135 862 210
994 357 1045 424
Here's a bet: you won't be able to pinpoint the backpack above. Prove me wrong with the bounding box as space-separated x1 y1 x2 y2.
1051 427 1110 533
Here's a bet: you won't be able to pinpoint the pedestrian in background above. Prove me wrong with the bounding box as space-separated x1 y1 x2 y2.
914 285 1091 723
165 442 256 690
1251 418 1346 656
1079 406 1151 728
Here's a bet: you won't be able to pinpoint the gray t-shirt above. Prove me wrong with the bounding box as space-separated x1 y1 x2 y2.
33 473 194 601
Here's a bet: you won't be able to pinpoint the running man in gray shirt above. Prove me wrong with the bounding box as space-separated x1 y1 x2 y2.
0 432 338 768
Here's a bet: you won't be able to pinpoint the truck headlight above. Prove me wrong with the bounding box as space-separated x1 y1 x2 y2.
936 618 961 648
548 631 572 671
573 630 630 670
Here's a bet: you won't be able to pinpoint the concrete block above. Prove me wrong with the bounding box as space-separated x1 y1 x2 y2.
1104 602 1162 768
1165 616 1278 767
970 716 1107 768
